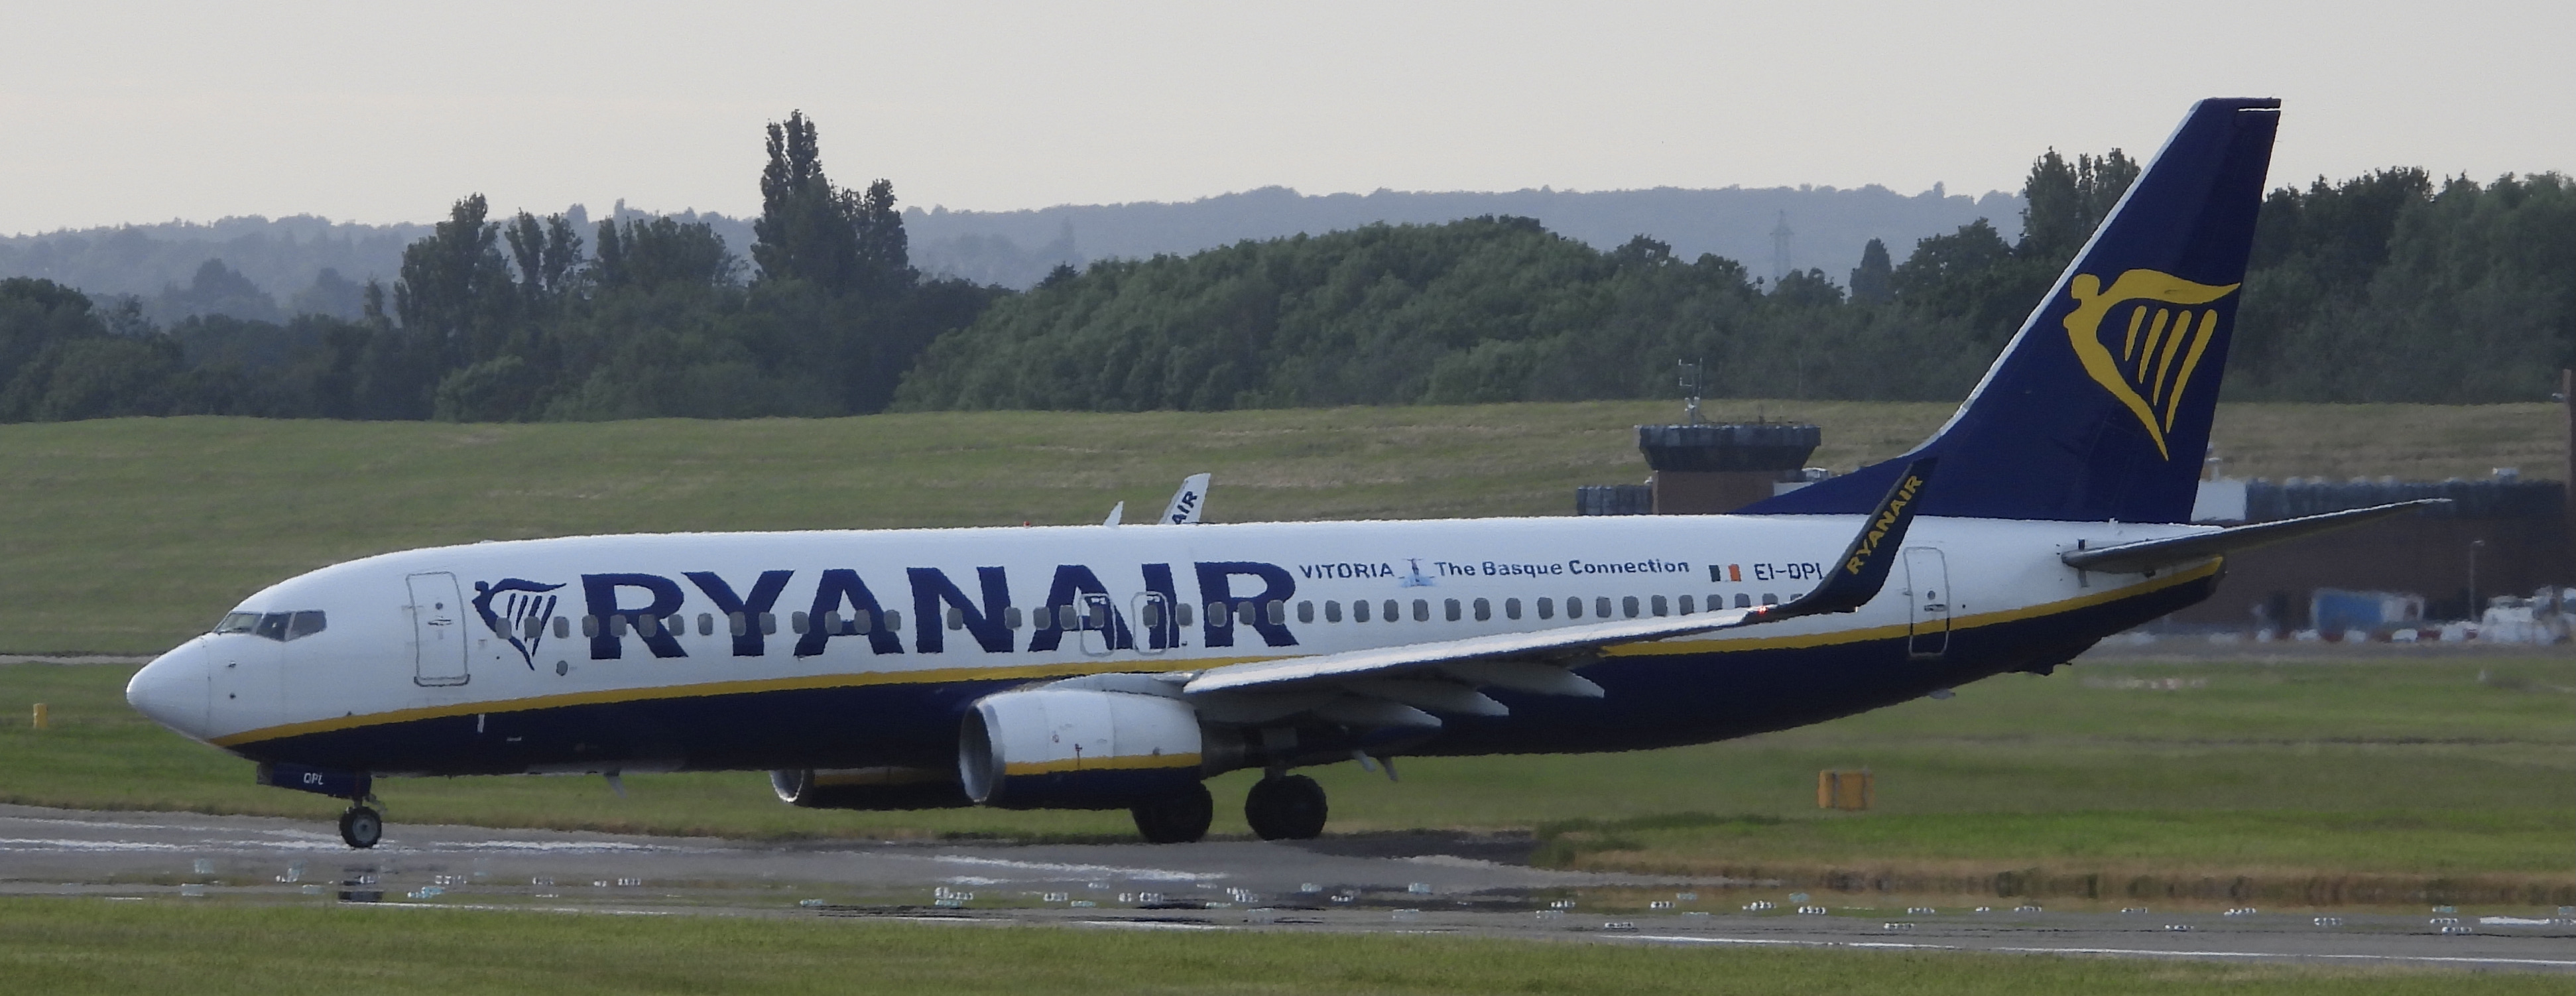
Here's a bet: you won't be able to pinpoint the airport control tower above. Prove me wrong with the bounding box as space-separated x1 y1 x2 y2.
1575 361 1827 516
1636 422 1823 514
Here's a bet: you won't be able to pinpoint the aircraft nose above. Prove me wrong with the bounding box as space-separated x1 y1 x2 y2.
127 640 210 739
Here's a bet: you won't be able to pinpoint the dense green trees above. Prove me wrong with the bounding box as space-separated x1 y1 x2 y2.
0 131 2565 424
901 160 2574 410
893 218 1989 409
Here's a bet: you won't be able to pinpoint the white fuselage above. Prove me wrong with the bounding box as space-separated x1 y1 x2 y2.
128 512 2213 773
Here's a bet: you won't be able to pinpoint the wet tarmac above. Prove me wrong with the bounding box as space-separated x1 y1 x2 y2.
3 804 2570 973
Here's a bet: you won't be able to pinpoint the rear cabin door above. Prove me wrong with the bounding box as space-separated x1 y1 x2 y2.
407 572 470 686
1903 548 1951 658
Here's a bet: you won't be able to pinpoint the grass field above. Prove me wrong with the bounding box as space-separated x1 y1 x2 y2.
0 401 2558 654
1 897 2564 995
7 653 2570 902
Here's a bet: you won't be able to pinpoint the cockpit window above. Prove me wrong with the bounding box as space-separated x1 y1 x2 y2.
220 611 328 642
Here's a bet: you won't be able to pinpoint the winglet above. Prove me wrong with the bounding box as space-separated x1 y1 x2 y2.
1161 473 1212 525
1760 457 1935 619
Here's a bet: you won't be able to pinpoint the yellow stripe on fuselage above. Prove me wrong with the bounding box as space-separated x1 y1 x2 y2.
1001 753 1203 777
212 559 2220 749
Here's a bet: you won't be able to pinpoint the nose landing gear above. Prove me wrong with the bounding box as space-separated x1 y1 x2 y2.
255 763 384 849
337 804 383 849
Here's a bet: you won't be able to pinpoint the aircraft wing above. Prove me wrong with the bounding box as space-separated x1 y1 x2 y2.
1177 459 1934 716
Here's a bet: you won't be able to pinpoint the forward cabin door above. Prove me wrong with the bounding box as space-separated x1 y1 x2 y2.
407 572 471 686
1903 548 1951 658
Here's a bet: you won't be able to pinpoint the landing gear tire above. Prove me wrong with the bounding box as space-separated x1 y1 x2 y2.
1244 774 1328 841
338 805 383 849
1131 782 1214 844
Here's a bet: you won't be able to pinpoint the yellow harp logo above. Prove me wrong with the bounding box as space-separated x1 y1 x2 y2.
2063 270 2240 459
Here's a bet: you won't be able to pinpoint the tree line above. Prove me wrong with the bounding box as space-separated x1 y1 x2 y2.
2 124 2569 422
900 154 2575 409
0 111 999 422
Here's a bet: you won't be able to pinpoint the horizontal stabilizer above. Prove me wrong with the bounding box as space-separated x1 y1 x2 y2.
2061 499 2447 574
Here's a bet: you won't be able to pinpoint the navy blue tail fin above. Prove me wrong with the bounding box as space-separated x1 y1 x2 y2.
1747 98 2280 523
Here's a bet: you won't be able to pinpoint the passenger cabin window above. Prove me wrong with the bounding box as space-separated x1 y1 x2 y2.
1650 595 1668 617
555 616 572 639
1473 597 1491 622
1266 600 1286 626
698 613 714 636
1411 599 1430 623
1443 599 1461 622
1564 596 1582 619
1503 597 1520 621
1175 603 1193 627
1380 599 1398 623
791 611 810 634
1296 601 1314 624
1353 599 1372 623
1005 606 1024 629
1537 597 1554 620
1324 600 1342 623
1595 597 1613 619
582 615 600 638
1735 593 1752 609
1680 595 1695 615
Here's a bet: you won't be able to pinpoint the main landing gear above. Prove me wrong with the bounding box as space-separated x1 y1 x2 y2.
1131 782 1214 844
338 804 383 849
1127 775 1332 844
1244 775 1327 841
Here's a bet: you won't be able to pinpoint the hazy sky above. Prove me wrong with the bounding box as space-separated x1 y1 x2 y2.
4 1 2569 235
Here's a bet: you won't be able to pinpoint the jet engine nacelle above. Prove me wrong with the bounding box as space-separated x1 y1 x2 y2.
769 767 972 810
959 688 1205 809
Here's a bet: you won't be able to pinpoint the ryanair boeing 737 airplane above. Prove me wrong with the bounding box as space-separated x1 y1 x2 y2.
126 98 2423 849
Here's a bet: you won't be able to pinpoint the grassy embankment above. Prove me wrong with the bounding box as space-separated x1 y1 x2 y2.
1 403 2568 902
9 898 2559 996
